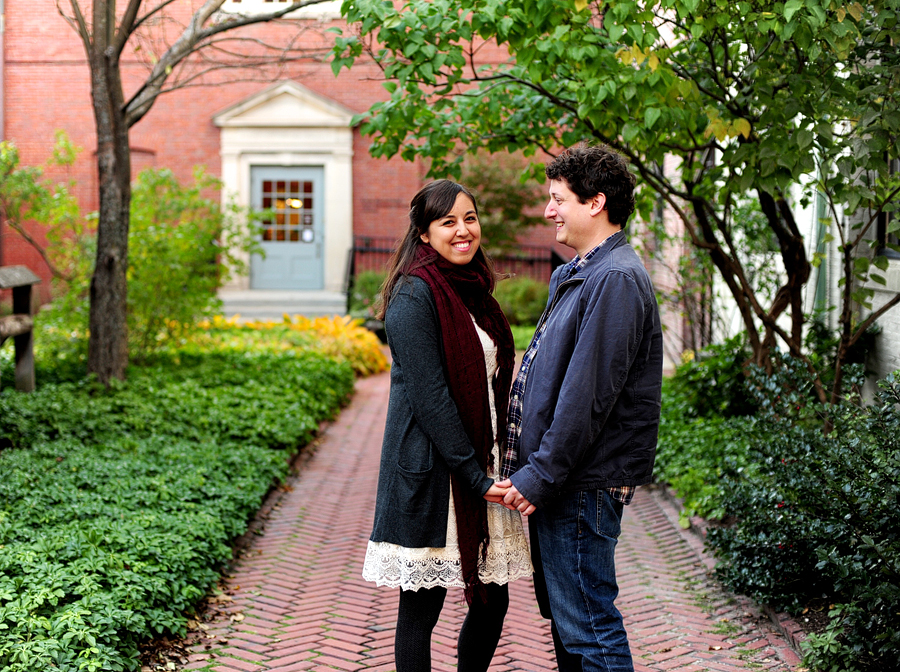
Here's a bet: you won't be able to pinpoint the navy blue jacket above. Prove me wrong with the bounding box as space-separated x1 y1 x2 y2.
370 276 494 548
509 235 663 508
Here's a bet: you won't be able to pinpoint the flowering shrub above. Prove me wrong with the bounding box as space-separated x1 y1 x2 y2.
6 311 389 387
191 314 389 377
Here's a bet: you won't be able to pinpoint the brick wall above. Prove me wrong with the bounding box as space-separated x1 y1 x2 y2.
0 2 608 309
1 0 430 288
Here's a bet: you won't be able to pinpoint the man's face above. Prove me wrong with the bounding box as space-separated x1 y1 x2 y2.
544 179 606 257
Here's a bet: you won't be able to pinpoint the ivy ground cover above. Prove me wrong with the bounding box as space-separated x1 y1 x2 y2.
0 345 359 672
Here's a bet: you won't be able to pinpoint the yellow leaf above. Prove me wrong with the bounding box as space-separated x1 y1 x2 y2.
836 7 846 21
733 118 752 139
847 2 863 21
648 52 660 71
633 45 647 65
574 0 589 10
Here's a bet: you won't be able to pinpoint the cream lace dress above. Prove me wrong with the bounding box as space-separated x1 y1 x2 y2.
362 317 533 591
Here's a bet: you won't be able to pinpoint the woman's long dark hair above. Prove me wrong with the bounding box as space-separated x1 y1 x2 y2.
376 180 499 320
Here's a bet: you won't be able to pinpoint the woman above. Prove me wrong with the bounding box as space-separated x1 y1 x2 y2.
362 180 532 672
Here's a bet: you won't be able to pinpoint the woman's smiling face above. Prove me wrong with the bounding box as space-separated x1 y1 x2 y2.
420 192 481 265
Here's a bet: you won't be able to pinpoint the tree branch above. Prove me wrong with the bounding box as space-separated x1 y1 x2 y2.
59 0 92 50
849 290 900 348
2 218 73 282
123 0 332 127
130 0 183 34
114 0 145 54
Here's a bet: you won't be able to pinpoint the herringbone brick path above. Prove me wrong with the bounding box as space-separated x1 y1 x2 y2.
183 371 803 672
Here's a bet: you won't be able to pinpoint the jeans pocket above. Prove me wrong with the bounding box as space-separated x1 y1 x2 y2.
595 489 624 540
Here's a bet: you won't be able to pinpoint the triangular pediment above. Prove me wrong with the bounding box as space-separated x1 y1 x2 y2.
213 80 355 128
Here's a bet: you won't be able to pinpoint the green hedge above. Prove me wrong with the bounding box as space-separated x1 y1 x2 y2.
708 367 900 672
0 351 354 672
654 336 756 521
656 343 900 671
494 276 549 326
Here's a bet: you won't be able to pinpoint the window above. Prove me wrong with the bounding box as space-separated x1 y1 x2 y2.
877 157 900 260
261 179 316 242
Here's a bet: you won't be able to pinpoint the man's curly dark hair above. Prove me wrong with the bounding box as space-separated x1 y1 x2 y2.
545 143 637 227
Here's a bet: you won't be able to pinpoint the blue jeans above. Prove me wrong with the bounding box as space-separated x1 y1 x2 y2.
530 489 633 672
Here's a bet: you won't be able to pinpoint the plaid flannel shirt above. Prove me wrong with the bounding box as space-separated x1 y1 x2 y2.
501 230 634 505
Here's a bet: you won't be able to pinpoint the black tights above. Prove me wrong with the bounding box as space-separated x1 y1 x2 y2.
395 583 510 672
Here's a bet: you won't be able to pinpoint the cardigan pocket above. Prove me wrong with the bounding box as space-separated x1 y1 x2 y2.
395 463 439 515
397 434 434 474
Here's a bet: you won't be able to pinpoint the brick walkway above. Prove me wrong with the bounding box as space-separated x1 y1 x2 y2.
183 372 804 672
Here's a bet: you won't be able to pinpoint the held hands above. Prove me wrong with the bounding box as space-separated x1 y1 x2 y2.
483 483 510 504
485 479 537 517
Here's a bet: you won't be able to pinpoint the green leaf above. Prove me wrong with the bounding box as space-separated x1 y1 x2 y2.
622 123 641 142
645 107 662 129
796 128 813 150
607 23 626 42
783 0 803 22
382 14 402 29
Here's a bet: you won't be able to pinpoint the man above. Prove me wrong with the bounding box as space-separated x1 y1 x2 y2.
498 143 663 672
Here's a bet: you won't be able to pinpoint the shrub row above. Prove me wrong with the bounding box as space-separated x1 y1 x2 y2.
654 337 757 521
708 367 900 672
0 350 355 672
656 343 900 671
493 276 549 326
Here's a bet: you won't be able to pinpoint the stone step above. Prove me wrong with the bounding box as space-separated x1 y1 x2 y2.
218 289 348 321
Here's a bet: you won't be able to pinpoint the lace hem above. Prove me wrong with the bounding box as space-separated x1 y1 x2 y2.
362 503 533 591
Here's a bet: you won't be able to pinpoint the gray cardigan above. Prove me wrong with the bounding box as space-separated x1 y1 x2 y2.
369 276 494 548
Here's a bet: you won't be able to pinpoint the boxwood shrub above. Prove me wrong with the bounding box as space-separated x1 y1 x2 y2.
707 365 900 672
657 342 900 670
0 350 354 672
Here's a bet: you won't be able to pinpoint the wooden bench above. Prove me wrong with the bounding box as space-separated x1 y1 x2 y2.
0 266 41 392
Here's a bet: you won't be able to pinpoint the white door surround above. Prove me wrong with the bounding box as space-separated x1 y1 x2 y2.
213 80 354 316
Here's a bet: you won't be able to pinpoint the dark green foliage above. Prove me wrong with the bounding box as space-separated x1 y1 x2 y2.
0 351 354 672
707 364 900 671
804 317 882 391
666 335 758 419
654 383 755 521
348 270 387 320
494 276 549 326
459 152 546 253
654 337 757 520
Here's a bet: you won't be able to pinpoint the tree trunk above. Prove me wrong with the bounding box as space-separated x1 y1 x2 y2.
87 37 131 383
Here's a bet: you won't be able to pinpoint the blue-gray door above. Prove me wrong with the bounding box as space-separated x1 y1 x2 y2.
250 166 324 290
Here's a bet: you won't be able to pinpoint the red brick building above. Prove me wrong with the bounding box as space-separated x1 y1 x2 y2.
0 0 560 316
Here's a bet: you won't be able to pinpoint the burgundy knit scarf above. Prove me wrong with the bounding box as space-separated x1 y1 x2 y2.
408 243 514 604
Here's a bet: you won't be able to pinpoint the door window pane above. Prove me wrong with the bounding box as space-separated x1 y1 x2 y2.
260 172 316 244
